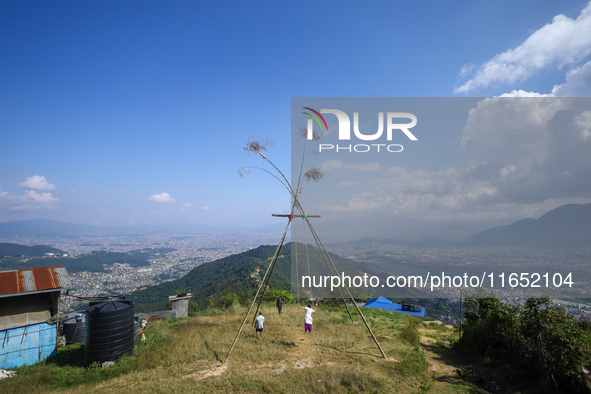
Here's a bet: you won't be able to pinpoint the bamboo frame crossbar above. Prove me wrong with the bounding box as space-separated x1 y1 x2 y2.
271 214 321 218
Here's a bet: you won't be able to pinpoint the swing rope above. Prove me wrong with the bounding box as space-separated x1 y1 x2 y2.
303 213 311 301
223 219 291 364
294 217 300 304
292 198 387 359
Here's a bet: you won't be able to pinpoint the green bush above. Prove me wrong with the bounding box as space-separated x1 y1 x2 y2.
462 297 521 353
459 296 591 392
263 288 294 303
208 291 242 309
520 297 591 389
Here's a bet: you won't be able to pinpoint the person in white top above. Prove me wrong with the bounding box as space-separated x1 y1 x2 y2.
298 304 316 334
254 311 265 339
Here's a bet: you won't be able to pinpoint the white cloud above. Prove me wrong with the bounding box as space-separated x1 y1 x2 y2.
499 165 517 178
18 175 57 191
337 180 360 186
499 60 591 97
25 190 58 204
456 2 591 93
201 206 211 211
550 60 591 96
322 160 381 172
8 190 58 210
455 98 591 203
322 164 500 217
498 90 550 97
574 110 591 139
182 203 191 207
148 192 176 204
459 63 475 78
1 183 59 212
319 98 591 221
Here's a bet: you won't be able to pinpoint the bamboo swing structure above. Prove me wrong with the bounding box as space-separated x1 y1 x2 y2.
224 136 386 363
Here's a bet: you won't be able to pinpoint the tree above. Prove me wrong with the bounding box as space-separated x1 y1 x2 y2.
460 295 591 392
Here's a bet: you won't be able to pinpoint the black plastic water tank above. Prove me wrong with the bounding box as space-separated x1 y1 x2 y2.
85 299 135 365
62 311 85 345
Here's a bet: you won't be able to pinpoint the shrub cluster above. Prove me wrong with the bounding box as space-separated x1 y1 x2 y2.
460 296 591 392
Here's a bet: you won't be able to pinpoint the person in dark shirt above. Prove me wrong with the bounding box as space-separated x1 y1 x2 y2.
277 297 283 315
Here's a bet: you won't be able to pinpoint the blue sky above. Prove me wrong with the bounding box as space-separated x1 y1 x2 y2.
1 1 591 227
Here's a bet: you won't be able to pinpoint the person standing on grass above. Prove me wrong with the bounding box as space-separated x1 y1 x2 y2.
299 304 315 333
277 297 283 315
255 311 265 339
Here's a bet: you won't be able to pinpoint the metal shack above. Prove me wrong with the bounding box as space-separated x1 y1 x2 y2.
169 293 192 318
0 266 71 368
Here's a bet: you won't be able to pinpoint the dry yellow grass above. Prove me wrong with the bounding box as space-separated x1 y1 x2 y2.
1 303 482 394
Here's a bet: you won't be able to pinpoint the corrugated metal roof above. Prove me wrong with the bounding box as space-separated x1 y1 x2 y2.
0 266 71 297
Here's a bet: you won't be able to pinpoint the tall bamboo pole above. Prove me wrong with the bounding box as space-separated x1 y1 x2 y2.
223 221 291 364
251 238 286 324
459 289 463 339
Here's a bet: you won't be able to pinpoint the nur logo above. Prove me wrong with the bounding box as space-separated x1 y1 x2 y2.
303 107 418 153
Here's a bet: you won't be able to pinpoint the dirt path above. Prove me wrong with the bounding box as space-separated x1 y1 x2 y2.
417 323 500 393
246 315 327 376
180 308 487 392
419 324 467 391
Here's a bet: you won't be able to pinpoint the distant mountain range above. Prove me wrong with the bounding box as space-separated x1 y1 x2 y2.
0 219 284 238
3 203 590 248
466 203 591 248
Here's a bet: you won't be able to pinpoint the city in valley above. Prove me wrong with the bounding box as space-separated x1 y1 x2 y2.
329 242 591 323
0 233 279 312
2 232 591 324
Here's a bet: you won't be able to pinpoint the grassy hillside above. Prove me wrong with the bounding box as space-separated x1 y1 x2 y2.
0 304 480 394
0 248 169 273
132 244 288 312
0 242 65 257
132 243 372 312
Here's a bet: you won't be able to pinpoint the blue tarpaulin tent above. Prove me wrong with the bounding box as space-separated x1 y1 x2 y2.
364 296 393 308
362 297 426 318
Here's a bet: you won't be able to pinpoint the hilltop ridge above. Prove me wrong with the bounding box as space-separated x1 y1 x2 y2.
132 242 369 312
0 242 65 258
466 203 591 247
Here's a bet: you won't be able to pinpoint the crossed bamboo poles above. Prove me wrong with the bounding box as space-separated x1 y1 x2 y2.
223 143 386 363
